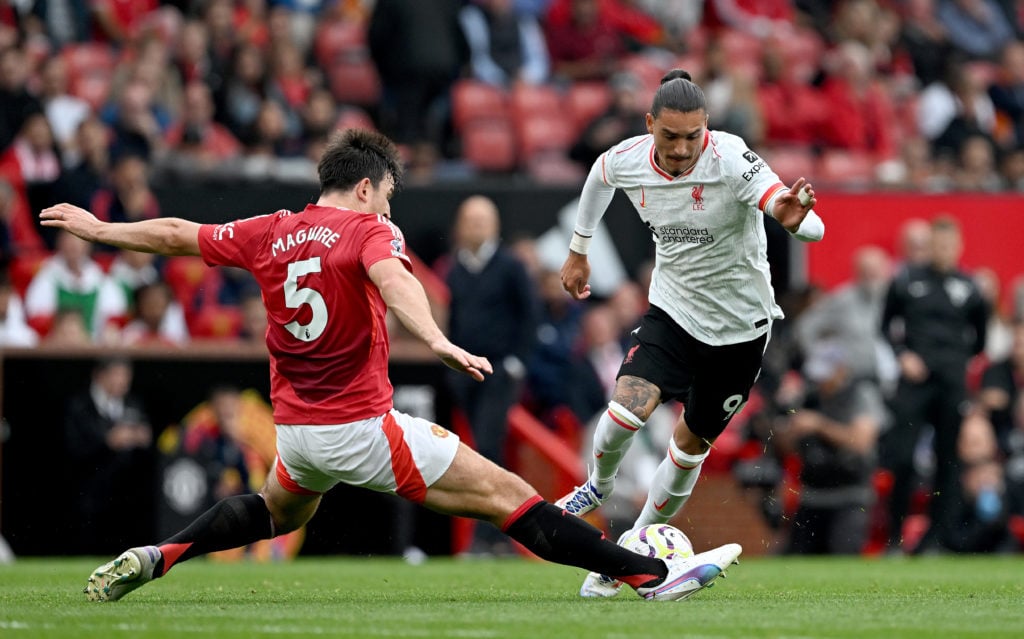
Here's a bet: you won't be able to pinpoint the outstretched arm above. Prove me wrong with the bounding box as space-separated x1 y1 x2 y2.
368 257 493 381
562 157 616 300
40 203 201 256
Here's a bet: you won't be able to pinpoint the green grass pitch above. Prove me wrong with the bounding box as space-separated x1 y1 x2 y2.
1 555 1022 638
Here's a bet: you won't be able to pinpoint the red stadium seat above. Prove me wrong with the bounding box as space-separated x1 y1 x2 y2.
314 19 367 68
762 147 816 185
819 150 877 190
566 82 612 134
7 253 48 298
461 119 517 172
451 80 508 132
515 112 575 162
190 305 244 339
510 83 562 120
327 59 381 107
163 256 212 310
525 153 585 185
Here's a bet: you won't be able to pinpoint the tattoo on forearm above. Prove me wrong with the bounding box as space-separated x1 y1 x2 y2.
614 376 660 420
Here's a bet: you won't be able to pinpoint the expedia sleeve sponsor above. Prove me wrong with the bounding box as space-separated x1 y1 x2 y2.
742 160 767 182
659 226 715 244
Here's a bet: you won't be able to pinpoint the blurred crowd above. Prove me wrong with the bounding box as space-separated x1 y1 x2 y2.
1 0 1024 556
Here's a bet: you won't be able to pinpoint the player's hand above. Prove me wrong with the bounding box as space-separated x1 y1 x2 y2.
432 340 493 382
40 203 102 241
560 251 592 300
773 178 816 233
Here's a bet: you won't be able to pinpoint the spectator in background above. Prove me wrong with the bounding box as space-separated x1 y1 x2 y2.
37 56 91 155
90 0 159 45
974 321 1024 450
917 56 997 159
300 88 337 154
174 19 214 88
100 78 171 160
0 45 43 152
164 82 243 172
954 134 1004 191
972 267 1014 362
29 0 92 47
444 195 537 554
90 152 160 228
881 216 990 554
569 71 649 168
703 0 795 39
369 0 468 152
937 0 1015 61
701 34 764 148
899 0 951 88
23 230 124 338
988 40 1024 150
57 117 112 210
199 0 239 93
218 43 269 143
42 307 93 345
2 113 64 243
1000 147 1024 190
526 269 584 419
265 41 315 132
65 358 154 554
895 217 933 272
0 176 44 260
776 340 886 555
757 36 824 148
796 245 897 392
819 40 897 160
238 288 268 346
947 415 1015 552
544 0 628 82
120 281 189 346
0 269 37 347
459 0 550 89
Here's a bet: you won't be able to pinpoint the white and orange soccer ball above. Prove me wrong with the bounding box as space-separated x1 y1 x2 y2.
619 524 694 562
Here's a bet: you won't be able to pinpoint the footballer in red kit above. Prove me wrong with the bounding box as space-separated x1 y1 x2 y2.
198 205 407 426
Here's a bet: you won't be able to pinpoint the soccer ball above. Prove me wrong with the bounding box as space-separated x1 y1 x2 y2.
619 524 694 561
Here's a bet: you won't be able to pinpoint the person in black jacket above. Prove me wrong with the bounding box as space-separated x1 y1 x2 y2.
64 358 154 554
444 195 538 554
881 215 989 554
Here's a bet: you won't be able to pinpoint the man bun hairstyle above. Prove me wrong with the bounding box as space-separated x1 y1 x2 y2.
317 128 404 196
651 69 707 117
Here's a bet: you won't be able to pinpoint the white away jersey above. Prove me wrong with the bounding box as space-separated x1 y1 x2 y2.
595 131 787 345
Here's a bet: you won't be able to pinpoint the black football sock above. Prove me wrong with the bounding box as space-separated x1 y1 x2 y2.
154 494 274 577
502 497 667 588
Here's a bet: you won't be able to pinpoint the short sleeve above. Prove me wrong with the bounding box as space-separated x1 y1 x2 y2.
724 141 786 212
359 215 412 274
198 214 275 270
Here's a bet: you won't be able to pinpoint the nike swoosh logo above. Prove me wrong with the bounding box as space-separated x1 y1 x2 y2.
654 498 670 512
595 451 604 458
640 186 646 208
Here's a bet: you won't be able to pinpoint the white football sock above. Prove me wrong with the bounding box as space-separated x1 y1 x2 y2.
588 401 645 495
634 438 708 528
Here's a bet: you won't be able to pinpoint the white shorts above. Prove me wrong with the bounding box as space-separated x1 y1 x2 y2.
273 409 460 504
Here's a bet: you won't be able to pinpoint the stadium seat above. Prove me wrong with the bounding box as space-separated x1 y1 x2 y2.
327 59 381 107
510 83 562 120
819 149 876 190
314 19 367 69
451 80 508 133
566 82 612 135
163 256 212 311
762 147 816 184
515 112 576 163
190 305 244 339
460 119 517 172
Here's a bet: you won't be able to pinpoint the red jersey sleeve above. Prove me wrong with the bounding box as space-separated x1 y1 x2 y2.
197 213 280 270
359 214 412 274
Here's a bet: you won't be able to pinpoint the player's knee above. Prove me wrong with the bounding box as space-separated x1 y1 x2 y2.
673 423 712 455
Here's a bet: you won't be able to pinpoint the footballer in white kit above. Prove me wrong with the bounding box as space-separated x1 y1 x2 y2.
557 69 823 598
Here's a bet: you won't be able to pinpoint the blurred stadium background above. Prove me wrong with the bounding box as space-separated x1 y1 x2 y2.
1 0 1023 565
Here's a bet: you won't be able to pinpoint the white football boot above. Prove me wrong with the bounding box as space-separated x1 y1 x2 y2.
84 545 161 602
579 529 632 598
635 543 742 601
554 480 608 516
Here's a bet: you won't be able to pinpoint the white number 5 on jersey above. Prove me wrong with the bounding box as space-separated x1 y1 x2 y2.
284 257 328 342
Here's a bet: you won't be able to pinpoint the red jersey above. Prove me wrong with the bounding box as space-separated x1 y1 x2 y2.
197 204 412 425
